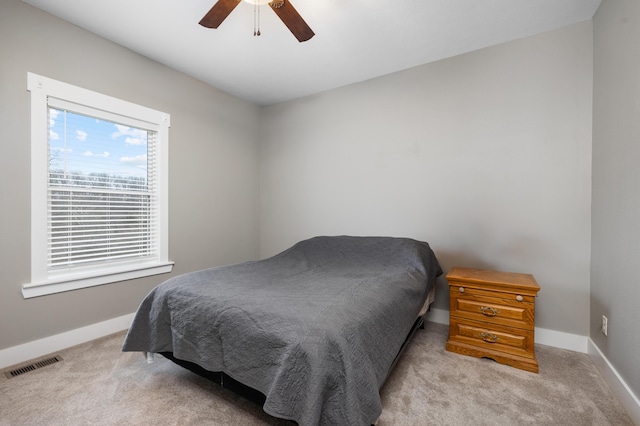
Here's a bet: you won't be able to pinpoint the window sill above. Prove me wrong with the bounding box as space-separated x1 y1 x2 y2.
22 261 174 299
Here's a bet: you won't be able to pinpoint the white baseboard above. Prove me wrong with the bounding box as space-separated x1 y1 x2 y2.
588 339 640 425
424 306 451 326
534 327 589 353
0 313 134 370
425 307 588 353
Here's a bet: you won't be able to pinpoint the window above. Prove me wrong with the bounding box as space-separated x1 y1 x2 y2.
24 73 173 298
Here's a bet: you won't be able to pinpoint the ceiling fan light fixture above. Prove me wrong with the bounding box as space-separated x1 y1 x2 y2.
243 0 285 7
242 0 273 5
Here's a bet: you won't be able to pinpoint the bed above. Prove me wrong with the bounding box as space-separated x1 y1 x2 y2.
122 235 442 425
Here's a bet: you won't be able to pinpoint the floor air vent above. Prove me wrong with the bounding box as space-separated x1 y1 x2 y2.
5 355 63 379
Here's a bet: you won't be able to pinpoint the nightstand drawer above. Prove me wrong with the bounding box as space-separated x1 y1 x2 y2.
450 287 534 329
448 317 535 359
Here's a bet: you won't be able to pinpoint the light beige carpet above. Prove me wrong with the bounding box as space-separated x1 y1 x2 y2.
0 322 634 425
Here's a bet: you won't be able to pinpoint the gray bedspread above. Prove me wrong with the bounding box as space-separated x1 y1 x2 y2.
122 236 442 425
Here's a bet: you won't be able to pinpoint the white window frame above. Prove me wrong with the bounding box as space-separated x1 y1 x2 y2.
24 72 173 298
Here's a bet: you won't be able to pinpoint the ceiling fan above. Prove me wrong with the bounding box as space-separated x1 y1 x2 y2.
199 0 315 42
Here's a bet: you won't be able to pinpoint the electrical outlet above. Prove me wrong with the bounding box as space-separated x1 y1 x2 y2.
602 315 608 336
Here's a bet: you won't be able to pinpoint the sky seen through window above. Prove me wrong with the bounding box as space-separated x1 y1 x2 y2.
48 107 149 183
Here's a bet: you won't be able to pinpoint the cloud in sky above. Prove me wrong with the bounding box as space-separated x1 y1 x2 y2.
49 109 60 127
121 154 147 165
112 124 148 146
50 130 60 140
84 150 110 158
76 130 88 141
125 136 146 146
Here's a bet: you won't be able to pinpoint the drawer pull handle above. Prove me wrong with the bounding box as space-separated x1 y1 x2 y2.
479 306 500 317
516 295 523 302
459 287 465 293
479 332 499 343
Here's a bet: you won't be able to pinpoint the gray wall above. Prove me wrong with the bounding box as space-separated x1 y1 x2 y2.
259 22 593 335
592 0 640 399
0 0 261 350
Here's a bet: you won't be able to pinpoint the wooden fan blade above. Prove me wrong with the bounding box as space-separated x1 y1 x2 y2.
199 0 241 29
269 0 315 42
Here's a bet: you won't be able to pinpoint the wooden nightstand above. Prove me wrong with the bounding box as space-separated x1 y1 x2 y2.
445 267 540 373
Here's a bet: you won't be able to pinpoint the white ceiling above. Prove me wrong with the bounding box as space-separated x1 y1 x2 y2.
21 0 601 106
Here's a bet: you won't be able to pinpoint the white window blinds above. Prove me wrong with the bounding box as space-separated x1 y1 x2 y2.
47 103 159 270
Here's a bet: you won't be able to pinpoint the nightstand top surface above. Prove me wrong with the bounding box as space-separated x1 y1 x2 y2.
446 267 540 293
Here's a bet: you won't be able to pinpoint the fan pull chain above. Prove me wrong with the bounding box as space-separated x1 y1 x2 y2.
253 3 261 36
